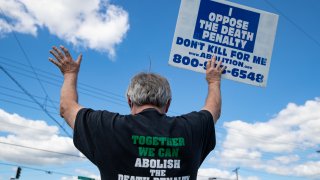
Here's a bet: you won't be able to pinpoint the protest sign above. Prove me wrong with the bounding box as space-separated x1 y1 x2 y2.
169 0 278 87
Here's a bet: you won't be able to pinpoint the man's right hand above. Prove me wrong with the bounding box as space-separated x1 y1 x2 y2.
205 56 226 84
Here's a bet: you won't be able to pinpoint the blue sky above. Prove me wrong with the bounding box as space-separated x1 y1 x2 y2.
0 0 320 179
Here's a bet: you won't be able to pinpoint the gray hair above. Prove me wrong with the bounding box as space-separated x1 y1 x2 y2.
126 72 172 108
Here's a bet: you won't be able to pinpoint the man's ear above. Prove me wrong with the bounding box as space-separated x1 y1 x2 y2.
165 99 171 113
127 96 133 109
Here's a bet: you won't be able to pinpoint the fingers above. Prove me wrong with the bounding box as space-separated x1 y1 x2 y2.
207 56 218 70
207 60 212 70
76 53 83 64
53 46 64 59
221 65 227 72
50 45 71 62
216 59 223 69
216 59 227 73
207 55 226 72
211 56 216 69
48 57 61 67
60 45 72 59
49 45 83 70
49 49 62 62
206 56 215 70
211 55 216 64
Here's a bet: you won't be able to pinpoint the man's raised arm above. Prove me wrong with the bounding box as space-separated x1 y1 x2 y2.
202 56 226 123
49 45 83 129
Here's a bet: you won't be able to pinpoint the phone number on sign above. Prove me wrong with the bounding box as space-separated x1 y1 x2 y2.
172 54 264 83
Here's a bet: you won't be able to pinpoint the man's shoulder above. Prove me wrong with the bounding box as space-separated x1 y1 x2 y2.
172 110 213 120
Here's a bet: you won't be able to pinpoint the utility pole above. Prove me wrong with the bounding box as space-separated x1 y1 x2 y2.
233 167 240 180
16 167 22 179
11 167 22 179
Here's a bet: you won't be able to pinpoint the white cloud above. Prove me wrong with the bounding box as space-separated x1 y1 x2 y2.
0 108 83 165
293 161 320 176
198 168 233 180
0 0 129 57
61 176 77 180
273 155 299 164
0 0 38 35
212 98 320 178
198 168 260 180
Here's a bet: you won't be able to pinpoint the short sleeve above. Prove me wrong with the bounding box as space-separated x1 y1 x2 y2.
73 108 102 164
198 110 215 162
181 110 215 163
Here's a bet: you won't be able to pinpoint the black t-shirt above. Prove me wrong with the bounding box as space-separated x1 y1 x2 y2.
74 108 215 180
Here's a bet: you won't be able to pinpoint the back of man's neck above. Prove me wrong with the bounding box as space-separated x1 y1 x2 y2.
131 104 164 115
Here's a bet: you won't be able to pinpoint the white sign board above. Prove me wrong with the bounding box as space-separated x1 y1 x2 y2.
169 0 278 87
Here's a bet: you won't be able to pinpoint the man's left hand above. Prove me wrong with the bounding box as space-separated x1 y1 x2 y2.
49 45 82 75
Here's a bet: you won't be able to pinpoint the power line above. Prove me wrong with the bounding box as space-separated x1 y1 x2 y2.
0 62 181 115
263 0 320 48
0 141 85 159
0 8 60 114
0 98 59 115
0 56 181 115
0 161 75 177
0 61 128 107
0 65 71 137
0 85 59 105
0 60 181 114
0 91 57 110
0 55 127 103
0 8 73 137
